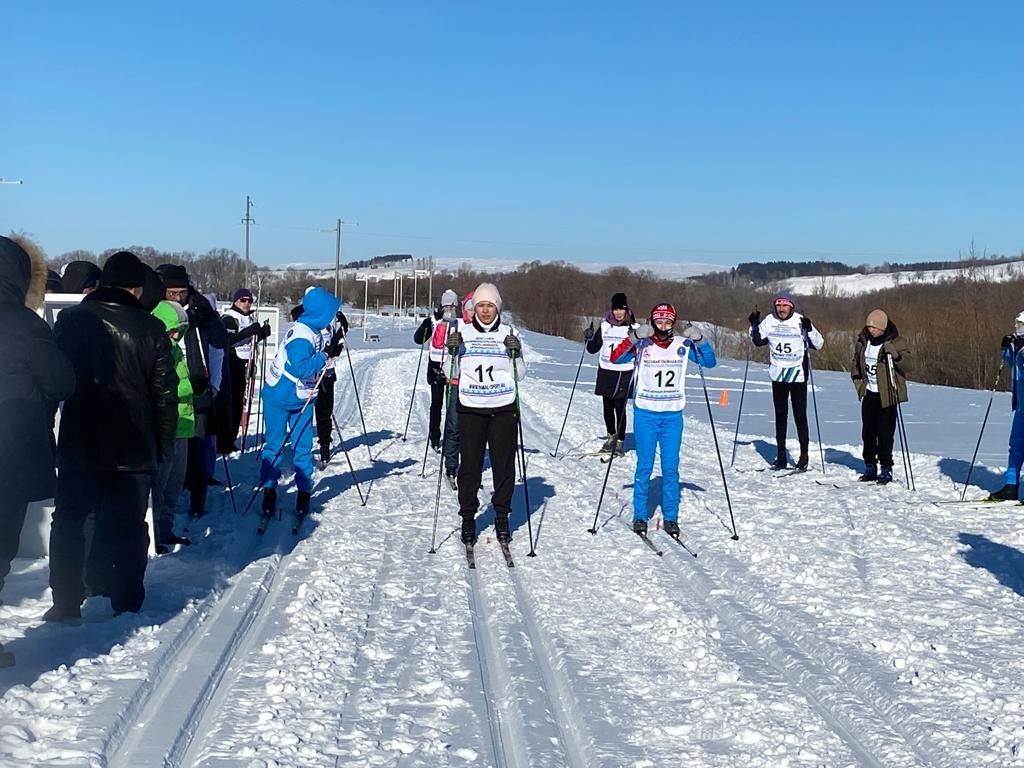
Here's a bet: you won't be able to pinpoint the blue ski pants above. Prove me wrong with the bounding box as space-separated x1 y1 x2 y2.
1005 406 1024 485
261 399 316 492
632 407 684 524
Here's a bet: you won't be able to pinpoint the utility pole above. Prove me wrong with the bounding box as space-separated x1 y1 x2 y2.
427 255 433 308
334 218 343 299
242 195 255 285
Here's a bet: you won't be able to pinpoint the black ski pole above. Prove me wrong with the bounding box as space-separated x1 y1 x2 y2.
343 337 373 464
330 415 366 506
429 336 460 554
586 434 617 534
961 363 1004 500
511 351 536 556
221 454 239 515
730 339 752 468
694 350 739 541
550 321 592 458
403 337 427 441
256 335 268 453
887 352 915 491
803 329 826 474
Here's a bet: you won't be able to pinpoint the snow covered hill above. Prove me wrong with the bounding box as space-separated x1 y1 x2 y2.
2 321 1024 766
780 259 1024 297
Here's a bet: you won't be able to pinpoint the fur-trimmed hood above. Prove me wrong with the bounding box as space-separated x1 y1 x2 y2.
0 234 47 309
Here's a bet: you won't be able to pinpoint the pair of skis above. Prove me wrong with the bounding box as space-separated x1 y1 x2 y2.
631 523 698 558
257 502 308 536
465 540 515 569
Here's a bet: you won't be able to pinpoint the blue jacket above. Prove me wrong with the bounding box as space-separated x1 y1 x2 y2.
1003 344 1024 411
263 287 341 409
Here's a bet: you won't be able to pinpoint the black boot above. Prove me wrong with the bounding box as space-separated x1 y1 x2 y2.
663 520 680 538
988 483 1019 501
859 464 878 482
461 517 477 544
261 487 277 514
877 466 893 485
319 444 331 464
42 603 81 622
495 518 511 543
770 450 788 470
796 453 809 471
296 491 311 515
632 518 648 535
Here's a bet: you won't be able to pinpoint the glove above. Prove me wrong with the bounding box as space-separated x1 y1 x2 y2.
258 320 272 340
1003 334 1015 351
336 311 350 336
748 310 761 326
446 330 463 352
629 323 654 341
504 334 521 355
800 316 812 333
681 323 703 342
584 325 595 342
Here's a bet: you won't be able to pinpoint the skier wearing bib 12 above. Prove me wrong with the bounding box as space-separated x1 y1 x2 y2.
586 292 638 456
259 287 341 516
749 291 824 470
610 303 715 538
989 310 1024 501
445 283 525 545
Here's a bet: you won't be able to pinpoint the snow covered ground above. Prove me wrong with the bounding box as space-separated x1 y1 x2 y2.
780 259 1024 297
2 319 1024 767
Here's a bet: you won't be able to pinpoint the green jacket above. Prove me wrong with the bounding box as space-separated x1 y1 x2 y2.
851 321 911 408
152 301 195 439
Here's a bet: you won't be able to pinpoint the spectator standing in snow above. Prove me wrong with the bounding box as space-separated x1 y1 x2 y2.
0 235 75 665
851 309 911 486
413 289 461 454
989 310 1024 501
59 260 101 294
586 292 638 457
150 300 195 552
610 303 716 538
749 291 824 470
260 287 341 517
222 288 270 451
447 283 525 544
47 251 176 620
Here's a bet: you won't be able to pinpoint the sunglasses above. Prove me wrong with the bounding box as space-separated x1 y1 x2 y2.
237 298 253 303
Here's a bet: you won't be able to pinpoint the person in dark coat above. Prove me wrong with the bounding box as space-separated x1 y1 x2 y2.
585 292 639 455
60 260 101 294
46 251 176 620
0 236 75 664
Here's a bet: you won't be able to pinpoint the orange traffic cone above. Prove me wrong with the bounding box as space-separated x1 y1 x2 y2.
718 389 729 407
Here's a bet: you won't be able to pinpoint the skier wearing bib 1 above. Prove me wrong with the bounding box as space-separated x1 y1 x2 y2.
610 303 716 538
445 283 525 545
749 291 824 470
586 292 638 456
259 287 341 516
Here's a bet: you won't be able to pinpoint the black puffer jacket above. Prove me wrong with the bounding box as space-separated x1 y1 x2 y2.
54 286 177 472
0 236 76 502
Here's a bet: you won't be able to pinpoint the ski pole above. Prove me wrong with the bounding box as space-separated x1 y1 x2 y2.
241 279 263 452
803 329 826 474
961 363 1004 500
342 336 373 464
256 335 268 453
729 333 752 467
402 337 427 441
511 351 536 556
550 321 593 458
693 347 739 541
330 415 366 506
241 365 328 516
221 454 239 515
887 352 915 491
586 431 617 534
429 333 460 554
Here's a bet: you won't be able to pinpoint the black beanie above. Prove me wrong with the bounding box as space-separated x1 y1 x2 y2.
611 292 628 310
140 264 166 311
156 263 190 289
61 260 102 293
101 251 145 289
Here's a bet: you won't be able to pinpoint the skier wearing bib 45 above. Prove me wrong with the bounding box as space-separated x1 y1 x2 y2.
610 303 716 538
586 292 639 456
446 283 525 545
989 310 1024 501
749 291 824 470
260 287 341 516
851 309 910 485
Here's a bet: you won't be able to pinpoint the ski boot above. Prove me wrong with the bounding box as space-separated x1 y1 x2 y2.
296 491 311 515
495 518 512 543
632 518 648 536
877 466 893 485
598 434 617 454
611 439 625 458
261 487 277 514
319 444 331 465
796 453 809 471
663 520 680 538
770 451 788 470
988 483 1019 501
461 517 477 545
446 473 458 492
858 464 878 482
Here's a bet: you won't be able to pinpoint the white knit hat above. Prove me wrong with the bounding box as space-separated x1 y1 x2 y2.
440 289 458 307
472 282 502 312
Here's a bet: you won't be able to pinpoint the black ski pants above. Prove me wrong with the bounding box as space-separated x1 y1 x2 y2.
602 396 627 441
771 381 809 455
228 352 249 445
861 391 897 469
316 373 336 450
428 381 445 448
50 466 151 614
0 496 28 595
457 409 518 528
185 436 209 516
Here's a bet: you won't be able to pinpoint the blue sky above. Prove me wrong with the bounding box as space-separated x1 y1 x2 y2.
2 1 1022 271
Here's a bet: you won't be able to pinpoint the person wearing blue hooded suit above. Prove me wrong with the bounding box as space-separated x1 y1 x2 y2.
259 286 341 516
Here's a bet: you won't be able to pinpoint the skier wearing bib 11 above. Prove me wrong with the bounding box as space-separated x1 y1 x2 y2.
610 303 715 538
749 291 824 470
259 287 341 517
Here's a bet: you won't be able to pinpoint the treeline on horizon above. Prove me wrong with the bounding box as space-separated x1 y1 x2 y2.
43 243 1021 392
